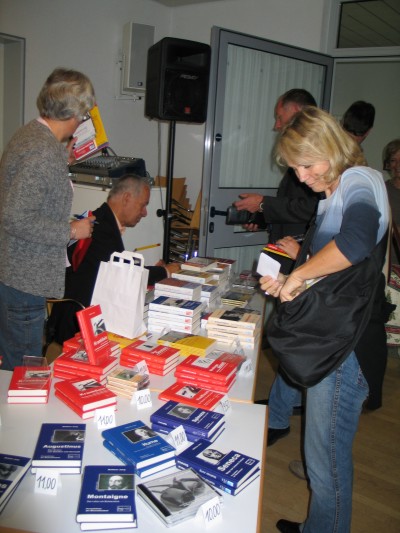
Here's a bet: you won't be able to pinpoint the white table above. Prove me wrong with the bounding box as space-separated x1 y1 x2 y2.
0 370 267 533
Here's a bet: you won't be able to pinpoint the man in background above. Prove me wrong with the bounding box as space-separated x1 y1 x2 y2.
48 175 179 344
342 100 375 145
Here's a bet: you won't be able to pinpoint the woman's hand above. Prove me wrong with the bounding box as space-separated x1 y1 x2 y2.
275 236 301 260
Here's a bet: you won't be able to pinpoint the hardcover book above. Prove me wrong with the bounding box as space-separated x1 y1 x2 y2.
54 349 118 376
102 420 176 470
150 401 225 440
54 389 117 419
176 438 260 489
76 464 137 524
206 307 261 330
136 467 223 527
0 453 32 513
175 373 236 394
54 377 117 412
32 423 86 470
174 354 238 383
76 304 111 364
8 366 52 397
7 395 49 404
158 382 225 411
122 340 180 364
148 296 204 317
150 421 225 443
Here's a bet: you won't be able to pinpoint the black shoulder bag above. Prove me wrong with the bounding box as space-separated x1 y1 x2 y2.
266 225 388 388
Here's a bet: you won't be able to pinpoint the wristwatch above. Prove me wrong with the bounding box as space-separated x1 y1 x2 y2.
258 202 264 213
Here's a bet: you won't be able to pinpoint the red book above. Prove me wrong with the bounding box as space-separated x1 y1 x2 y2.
54 349 118 376
158 382 225 411
174 354 238 383
76 305 111 364
175 373 236 393
53 367 108 385
55 389 117 419
54 377 117 411
8 366 52 397
119 355 179 376
122 340 180 365
7 395 49 404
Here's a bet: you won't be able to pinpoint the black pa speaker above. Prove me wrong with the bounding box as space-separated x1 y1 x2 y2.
145 37 211 123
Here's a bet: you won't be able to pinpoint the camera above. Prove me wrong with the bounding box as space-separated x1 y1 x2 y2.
225 206 257 225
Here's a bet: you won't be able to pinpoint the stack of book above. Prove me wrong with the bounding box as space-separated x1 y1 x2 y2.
157 330 217 357
154 278 202 301
220 289 253 309
147 296 204 334
137 468 222 527
205 307 262 349
208 262 231 284
76 465 137 530
106 366 150 399
200 283 220 307
0 453 32 513
53 348 118 385
158 382 225 411
181 256 218 271
206 256 236 275
7 366 52 404
176 439 260 496
120 340 181 376
63 332 121 359
171 269 215 285
143 286 155 325
102 420 176 478
32 423 86 474
54 376 117 419
174 353 238 393
150 400 225 443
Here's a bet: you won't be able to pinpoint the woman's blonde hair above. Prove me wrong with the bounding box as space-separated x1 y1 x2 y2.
276 107 366 184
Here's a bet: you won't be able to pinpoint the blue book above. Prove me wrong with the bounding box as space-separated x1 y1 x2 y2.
150 401 225 439
149 296 203 317
76 464 137 525
102 420 175 470
102 439 176 478
0 453 32 513
176 438 260 489
211 468 261 496
32 423 85 471
151 421 225 444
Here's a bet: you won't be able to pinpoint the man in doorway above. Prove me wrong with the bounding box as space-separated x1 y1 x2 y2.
342 100 375 146
234 89 320 447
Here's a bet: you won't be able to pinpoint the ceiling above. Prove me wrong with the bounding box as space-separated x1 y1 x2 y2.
153 0 400 48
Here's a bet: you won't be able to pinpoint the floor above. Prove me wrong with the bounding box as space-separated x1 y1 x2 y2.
254 348 400 533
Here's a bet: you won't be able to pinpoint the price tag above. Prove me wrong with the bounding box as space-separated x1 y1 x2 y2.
134 388 152 410
169 425 188 452
134 359 149 376
199 496 223 528
95 406 116 430
34 469 60 496
218 395 232 415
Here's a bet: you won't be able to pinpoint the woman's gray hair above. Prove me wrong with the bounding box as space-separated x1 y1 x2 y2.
36 68 95 121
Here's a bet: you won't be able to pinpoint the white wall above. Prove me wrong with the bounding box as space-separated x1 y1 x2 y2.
0 0 328 206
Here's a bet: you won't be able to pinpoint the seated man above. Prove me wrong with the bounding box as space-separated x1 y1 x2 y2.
48 175 179 344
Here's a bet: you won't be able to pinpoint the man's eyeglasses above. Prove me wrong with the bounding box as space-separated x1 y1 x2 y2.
78 111 91 123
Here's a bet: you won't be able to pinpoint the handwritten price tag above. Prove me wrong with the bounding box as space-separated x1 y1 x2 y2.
134 388 152 410
218 395 232 415
200 496 223 528
169 425 188 452
134 360 149 376
95 406 116 430
34 469 60 496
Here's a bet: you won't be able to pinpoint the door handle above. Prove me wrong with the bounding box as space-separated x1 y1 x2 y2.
210 206 227 217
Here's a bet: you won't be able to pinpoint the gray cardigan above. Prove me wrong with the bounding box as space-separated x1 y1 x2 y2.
0 120 72 297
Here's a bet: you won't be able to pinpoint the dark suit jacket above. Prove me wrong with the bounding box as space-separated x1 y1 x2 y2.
48 202 166 344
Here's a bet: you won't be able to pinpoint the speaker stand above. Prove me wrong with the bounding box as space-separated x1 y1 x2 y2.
161 120 176 263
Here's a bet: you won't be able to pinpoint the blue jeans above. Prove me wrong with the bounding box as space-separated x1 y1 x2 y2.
301 352 369 533
0 282 45 370
268 373 302 429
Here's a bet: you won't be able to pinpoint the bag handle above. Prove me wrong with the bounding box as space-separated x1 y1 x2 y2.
110 251 145 268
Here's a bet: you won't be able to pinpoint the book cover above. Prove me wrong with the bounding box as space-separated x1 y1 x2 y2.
76 304 111 365
150 401 225 439
54 349 117 376
157 331 217 356
55 389 117 419
158 382 225 411
154 278 202 298
7 395 49 404
207 307 261 330
175 373 236 394
106 367 149 390
76 464 137 524
176 438 260 489
119 352 180 372
150 422 225 444
53 367 107 386
122 340 180 364
148 296 203 317
181 257 218 272
72 104 109 161
8 366 52 397
136 467 222 527
102 421 175 470
0 453 32 512
174 354 238 383
32 423 86 468
211 468 260 496
54 377 117 411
